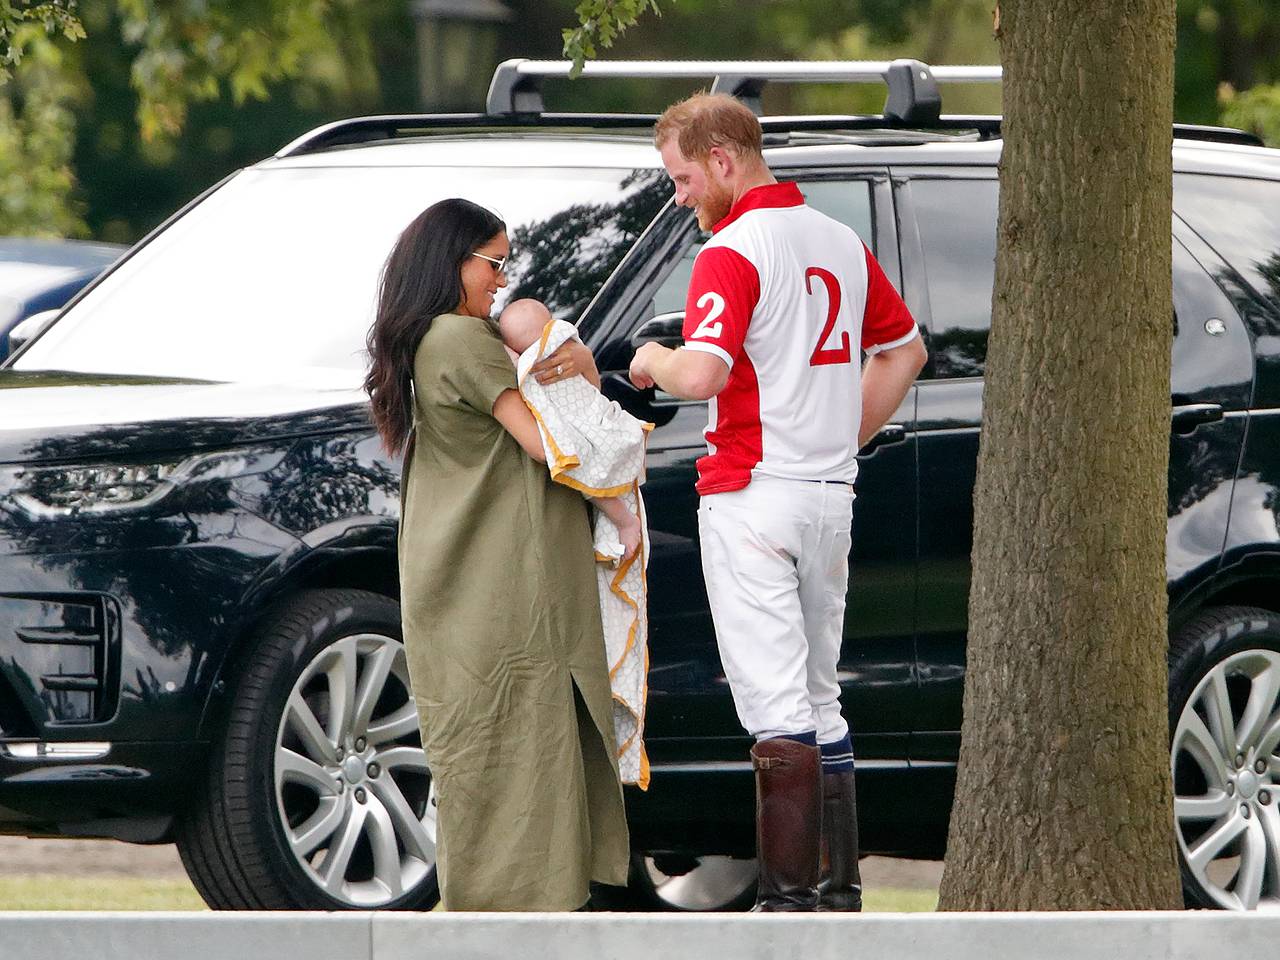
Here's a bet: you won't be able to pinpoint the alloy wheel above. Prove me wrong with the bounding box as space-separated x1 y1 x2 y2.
641 854 758 911
272 633 435 907
1172 649 1280 910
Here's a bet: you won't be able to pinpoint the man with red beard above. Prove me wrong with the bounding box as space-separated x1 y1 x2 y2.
629 93 926 912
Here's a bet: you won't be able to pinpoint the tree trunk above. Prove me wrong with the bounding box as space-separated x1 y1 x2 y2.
937 0 1183 911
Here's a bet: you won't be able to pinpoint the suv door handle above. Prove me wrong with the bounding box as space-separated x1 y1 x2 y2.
1171 403 1224 435
859 423 907 455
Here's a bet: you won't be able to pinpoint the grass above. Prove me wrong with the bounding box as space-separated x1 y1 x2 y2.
862 887 938 912
0 876 937 913
0 875 207 911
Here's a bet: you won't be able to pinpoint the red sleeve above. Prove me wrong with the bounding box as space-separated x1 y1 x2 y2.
860 243 918 353
682 245 760 368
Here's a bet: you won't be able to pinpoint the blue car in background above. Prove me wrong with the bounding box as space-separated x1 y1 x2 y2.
0 238 124 361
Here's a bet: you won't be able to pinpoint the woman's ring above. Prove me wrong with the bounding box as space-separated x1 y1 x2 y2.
555 364 563 375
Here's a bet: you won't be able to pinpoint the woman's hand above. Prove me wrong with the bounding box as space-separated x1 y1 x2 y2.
531 339 600 389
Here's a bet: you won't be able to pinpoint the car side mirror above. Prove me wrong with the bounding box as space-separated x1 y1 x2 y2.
6 308 60 356
630 311 685 351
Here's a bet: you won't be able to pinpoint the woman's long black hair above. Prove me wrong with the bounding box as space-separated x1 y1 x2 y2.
365 198 506 454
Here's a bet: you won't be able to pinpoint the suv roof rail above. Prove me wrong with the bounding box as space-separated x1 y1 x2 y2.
486 58 1001 123
270 108 1261 162
274 112 663 158
1171 123 1264 147
272 111 1006 159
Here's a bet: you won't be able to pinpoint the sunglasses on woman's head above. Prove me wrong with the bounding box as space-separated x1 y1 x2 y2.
471 252 508 274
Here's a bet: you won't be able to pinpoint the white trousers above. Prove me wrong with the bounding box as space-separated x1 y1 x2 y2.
697 475 854 743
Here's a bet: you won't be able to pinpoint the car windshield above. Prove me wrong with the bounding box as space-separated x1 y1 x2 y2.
15 164 668 387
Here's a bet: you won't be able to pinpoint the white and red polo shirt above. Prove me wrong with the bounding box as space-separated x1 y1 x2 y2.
681 181 918 495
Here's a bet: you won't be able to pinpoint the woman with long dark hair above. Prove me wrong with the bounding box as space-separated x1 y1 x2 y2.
365 198 628 911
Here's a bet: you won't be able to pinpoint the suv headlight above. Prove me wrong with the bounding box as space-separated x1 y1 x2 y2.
3 449 284 519
15 461 181 515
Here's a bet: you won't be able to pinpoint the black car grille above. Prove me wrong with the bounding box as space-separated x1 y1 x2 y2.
0 593 120 730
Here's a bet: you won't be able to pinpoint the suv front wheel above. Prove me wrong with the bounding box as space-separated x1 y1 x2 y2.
1169 605 1280 910
176 589 439 910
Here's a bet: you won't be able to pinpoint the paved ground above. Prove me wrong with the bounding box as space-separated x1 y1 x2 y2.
0 836 188 878
861 856 944 890
0 836 943 888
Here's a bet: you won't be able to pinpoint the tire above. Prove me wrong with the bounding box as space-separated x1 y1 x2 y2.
176 589 439 910
1168 605 1280 911
594 853 759 911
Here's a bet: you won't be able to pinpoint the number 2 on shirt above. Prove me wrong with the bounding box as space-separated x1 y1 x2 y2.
690 291 725 341
806 267 851 366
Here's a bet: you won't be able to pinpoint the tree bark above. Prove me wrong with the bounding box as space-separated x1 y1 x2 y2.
937 0 1183 910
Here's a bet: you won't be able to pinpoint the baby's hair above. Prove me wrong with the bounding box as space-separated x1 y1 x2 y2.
499 299 554 354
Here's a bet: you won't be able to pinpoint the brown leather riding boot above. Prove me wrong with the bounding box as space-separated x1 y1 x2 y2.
750 737 821 912
817 768 863 911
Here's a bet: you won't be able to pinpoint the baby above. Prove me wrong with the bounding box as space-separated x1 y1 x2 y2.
499 298 643 562
500 297 652 787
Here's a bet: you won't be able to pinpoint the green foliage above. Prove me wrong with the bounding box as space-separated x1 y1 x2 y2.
1221 82 1280 146
558 0 996 115
110 0 377 141
563 0 662 77
0 3 86 235
0 0 83 76
0 16 84 235
801 0 998 115
1175 0 1280 127
561 0 939 78
0 0 386 237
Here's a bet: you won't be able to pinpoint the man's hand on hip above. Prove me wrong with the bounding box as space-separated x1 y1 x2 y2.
859 334 928 449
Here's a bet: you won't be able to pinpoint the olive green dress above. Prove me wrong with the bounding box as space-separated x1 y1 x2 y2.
398 312 629 911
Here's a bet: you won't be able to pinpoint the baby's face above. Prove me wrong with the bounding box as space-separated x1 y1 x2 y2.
499 300 553 353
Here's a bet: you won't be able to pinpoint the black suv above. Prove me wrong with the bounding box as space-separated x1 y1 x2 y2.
3 59 1280 913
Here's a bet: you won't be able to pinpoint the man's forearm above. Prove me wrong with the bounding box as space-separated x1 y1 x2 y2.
859 339 927 448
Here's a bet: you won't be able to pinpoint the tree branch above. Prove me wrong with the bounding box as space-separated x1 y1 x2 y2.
562 0 663 78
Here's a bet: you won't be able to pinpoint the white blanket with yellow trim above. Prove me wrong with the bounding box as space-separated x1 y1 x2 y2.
517 319 652 788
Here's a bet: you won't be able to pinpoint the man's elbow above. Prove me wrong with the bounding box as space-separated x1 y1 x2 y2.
908 334 928 374
883 333 927 378
681 357 730 401
686 371 728 401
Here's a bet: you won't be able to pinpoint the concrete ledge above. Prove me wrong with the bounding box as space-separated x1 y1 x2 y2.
3 910 1279 960
0 913 367 960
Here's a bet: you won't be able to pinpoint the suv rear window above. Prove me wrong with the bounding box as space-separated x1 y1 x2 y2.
912 178 999 379
1175 173 1280 315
